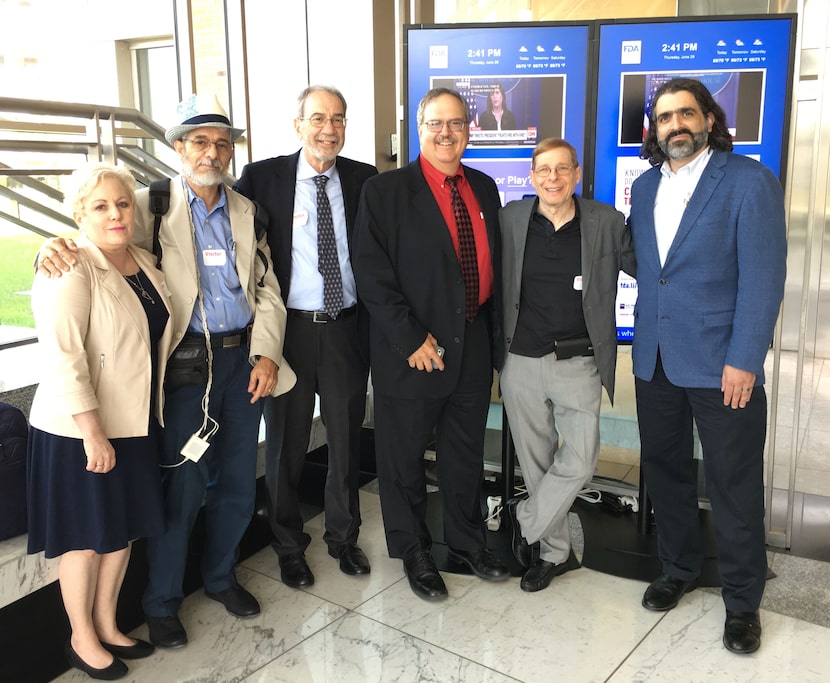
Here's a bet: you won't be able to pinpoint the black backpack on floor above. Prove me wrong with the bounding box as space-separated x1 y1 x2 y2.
0 401 28 540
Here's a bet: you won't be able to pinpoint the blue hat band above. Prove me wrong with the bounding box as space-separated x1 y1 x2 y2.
180 113 232 127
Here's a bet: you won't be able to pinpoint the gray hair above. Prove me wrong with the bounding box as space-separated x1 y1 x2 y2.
296 85 348 118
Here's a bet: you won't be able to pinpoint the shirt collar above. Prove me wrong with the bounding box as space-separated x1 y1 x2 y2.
184 179 228 214
297 150 338 181
419 154 466 186
660 146 712 178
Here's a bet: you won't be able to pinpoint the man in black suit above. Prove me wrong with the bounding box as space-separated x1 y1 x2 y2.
235 85 378 588
354 88 508 601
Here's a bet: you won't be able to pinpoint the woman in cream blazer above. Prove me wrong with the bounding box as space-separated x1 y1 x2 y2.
27 163 174 680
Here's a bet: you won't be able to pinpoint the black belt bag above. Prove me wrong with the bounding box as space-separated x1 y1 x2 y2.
165 343 208 390
553 337 594 361
165 327 250 390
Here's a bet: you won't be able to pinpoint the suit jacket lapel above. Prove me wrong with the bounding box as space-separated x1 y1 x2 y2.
406 162 458 258
511 199 533 296
578 197 600 294
167 178 200 288
228 187 254 292
664 150 726 266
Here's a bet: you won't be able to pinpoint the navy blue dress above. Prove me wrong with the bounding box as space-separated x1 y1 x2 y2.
27 269 168 558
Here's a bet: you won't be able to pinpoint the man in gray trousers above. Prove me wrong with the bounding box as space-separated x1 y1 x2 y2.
499 138 635 591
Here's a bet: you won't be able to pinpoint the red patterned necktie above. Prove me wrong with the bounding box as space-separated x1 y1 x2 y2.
314 175 343 317
445 175 479 322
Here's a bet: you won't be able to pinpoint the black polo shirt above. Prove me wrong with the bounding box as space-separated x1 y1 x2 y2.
510 199 588 358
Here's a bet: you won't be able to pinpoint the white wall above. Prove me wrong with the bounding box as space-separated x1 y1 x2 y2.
240 0 377 165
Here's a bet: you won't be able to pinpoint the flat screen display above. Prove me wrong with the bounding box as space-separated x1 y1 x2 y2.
592 16 795 340
405 23 592 206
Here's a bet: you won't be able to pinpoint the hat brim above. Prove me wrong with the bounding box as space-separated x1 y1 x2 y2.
165 122 245 146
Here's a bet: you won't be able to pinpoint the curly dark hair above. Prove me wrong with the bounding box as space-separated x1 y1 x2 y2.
639 78 733 166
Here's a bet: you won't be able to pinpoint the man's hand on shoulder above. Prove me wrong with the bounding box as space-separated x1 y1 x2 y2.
37 237 80 277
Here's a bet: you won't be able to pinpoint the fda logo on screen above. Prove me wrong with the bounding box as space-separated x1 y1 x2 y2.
621 40 641 64
430 45 449 69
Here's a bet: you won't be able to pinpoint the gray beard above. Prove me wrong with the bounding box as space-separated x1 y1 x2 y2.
659 129 709 160
181 162 225 188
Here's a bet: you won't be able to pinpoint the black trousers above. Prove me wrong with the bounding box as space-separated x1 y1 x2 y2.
373 313 492 558
263 311 368 556
635 355 768 612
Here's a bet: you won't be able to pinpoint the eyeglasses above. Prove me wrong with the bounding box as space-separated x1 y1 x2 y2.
299 114 347 128
532 164 575 178
182 137 234 154
422 119 467 133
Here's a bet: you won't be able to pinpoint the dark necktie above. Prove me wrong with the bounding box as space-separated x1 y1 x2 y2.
314 175 343 317
445 175 479 322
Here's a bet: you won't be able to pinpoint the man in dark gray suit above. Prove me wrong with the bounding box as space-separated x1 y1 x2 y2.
500 138 635 592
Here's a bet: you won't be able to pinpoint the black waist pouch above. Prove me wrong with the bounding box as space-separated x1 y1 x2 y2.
165 343 208 390
554 337 594 361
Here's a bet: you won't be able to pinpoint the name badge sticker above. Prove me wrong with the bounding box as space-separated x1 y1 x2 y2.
203 249 227 267
573 275 583 291
293 210 308 229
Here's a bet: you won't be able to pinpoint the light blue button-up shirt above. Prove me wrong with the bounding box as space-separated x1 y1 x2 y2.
286 154 357 311
185 182 253 333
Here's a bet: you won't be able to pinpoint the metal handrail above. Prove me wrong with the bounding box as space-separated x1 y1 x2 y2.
0 97 176 351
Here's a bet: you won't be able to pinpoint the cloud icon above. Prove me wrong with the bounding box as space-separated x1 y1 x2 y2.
753 39 763 45
717 40 726 46
536 45 546 53
519 45 528 52
553 45 562 52
735 39 745 46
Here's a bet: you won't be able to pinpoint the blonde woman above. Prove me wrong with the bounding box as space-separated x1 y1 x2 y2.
28 163 174 680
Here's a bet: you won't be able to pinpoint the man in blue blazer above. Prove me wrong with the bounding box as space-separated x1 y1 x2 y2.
235 86 378 589
354 88 508 601
628 78 786 654
499 138 635 592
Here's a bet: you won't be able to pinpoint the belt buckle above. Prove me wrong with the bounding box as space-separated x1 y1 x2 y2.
312 311 328 324
222 333 241 348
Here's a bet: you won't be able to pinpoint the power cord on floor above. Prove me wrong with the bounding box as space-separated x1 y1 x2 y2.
577 487 639 514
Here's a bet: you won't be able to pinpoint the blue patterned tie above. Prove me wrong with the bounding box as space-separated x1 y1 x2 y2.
314 175 343 317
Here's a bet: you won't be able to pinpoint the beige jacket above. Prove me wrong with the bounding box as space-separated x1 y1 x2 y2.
29 237 175 438
133 176 295 396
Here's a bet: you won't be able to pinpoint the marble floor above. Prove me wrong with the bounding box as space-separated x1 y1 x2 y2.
53 489 830 683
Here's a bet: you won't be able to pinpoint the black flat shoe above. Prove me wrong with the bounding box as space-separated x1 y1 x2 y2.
279 552 315 588
403 550 448 601
205 583 260 618
723 610 762 654
65 641 128 680
447 547 509 581
101 638 154 659
330 543 371 576
520 559 568 592
642 574 698 611
145 615 188 649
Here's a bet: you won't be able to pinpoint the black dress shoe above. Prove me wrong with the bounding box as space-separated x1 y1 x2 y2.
146 615 188 649
723 610 762 654
65 641 128 680
330 543 371 575
506 497 538 569
205 583 260 618
101 638 155 659
447 547 509 581
642 574 698 611
280 552 315 588
403 550 448 601
520 559 568 592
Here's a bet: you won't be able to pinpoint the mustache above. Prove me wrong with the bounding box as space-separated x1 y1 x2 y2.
196 159 222 169
666 128 693 142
